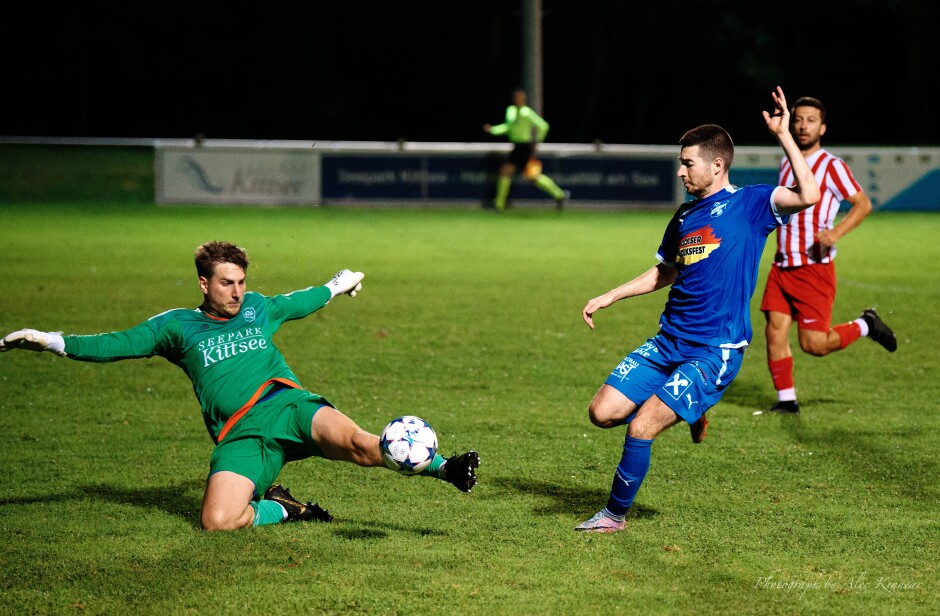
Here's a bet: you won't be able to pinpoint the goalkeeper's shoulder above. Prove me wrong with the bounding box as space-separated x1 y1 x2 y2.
147 306 201 322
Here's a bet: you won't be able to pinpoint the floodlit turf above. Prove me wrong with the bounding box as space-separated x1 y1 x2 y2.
1 202 937 614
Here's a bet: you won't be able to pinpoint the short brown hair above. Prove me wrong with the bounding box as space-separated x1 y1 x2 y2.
791 96 827 123
679 124 735 170
194 241 249 279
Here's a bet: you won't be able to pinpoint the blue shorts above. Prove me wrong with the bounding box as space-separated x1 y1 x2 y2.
603 333 745 424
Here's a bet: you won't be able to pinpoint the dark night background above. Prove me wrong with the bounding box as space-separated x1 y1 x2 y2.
3 1 938 146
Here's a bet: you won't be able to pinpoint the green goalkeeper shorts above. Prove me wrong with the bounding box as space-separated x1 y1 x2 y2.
208 389 331 499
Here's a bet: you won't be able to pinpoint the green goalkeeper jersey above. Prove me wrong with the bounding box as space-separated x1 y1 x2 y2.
488 105 550 144
63 285 332 442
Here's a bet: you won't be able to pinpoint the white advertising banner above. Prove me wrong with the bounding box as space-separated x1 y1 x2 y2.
730 146 940 211
155 145 319 205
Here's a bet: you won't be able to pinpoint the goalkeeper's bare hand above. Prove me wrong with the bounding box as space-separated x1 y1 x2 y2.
326 270 365 298
0 329 67 356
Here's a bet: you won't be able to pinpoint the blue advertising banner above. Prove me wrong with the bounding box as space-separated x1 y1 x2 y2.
147 140 938 211
729 168 779 188
321 154 495 201
321 153 676 206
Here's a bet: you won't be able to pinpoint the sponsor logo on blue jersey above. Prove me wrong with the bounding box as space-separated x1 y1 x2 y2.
663 369 693 400
612 357 640 382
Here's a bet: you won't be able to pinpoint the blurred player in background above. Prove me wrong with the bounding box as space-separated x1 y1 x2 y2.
759 96 897 415
576 87 820 533
0 241 479 531
483 87 569 212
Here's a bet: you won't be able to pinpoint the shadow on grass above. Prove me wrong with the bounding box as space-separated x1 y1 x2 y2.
0 483 460 535
493 477 660 520
332 528 389 540
785 424 936 501
330 521 447 541
726 378 935 501
720 375 837 412
0 482 204 528
82 482 204 521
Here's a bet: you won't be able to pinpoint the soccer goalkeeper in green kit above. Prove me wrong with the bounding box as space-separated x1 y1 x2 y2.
483 88 569 212
0 241 480 531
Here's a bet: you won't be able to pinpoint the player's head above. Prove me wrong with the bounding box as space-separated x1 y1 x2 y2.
677 124 734 199
195 241 249 318
790 96 827 152
195 241 249 278
511 88 527 107
791 96 826 123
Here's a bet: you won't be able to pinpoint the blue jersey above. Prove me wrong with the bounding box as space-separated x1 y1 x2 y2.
656 185 787 348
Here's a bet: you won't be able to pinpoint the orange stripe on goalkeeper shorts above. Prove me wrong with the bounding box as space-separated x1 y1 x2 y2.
215 377 300 443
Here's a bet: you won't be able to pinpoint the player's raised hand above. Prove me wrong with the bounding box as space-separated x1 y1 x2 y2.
762 86 790 137
326 269 365 298
0 329 67 356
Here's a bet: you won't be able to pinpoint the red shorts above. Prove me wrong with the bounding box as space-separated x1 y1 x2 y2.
759 262 836 332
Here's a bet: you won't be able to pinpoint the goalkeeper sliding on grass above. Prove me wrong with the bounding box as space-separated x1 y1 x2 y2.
0 241 479 531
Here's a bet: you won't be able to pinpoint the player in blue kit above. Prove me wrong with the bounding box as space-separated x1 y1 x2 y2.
576 87 820 533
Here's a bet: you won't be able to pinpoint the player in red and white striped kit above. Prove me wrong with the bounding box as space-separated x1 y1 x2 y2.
759 97 897 414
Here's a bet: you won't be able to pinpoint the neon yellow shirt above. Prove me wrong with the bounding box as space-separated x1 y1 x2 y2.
488 105 550 144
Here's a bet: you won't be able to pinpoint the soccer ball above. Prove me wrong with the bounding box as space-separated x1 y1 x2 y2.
379 415 438 474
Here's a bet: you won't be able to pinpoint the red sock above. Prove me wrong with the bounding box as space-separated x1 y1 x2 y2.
833 322 862 350
768 356 794 391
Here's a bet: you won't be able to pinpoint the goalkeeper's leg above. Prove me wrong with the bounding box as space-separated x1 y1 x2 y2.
201 470 258 530
309 405 479 492
309 405 385 467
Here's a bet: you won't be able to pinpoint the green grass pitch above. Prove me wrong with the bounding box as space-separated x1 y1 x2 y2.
0 202 937 614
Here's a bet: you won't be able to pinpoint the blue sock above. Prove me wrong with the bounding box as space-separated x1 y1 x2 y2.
252 499 287 526
605 435 654 516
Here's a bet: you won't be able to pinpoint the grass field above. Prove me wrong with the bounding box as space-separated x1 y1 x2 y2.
1 202 938 615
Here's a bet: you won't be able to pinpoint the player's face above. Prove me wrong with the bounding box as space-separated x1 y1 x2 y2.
790 105 826 151
677 146 719 199
199 262 246 319
512 90 527 107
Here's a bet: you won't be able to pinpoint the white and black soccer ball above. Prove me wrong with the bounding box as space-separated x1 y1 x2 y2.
379 415 438 474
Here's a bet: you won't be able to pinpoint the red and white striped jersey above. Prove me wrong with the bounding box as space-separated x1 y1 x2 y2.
773 148 861 268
